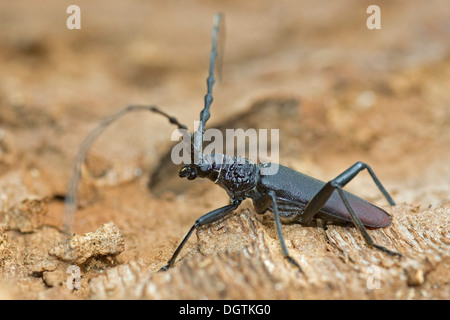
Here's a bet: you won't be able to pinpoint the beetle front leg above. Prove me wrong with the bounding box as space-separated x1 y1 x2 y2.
159 199 241 272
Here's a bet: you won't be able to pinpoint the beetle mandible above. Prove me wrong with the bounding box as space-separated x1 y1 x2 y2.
64 13 401 272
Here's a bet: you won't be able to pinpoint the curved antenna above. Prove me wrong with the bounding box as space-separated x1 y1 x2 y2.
63 105 187 234
193 13 223 165
64 14 225 233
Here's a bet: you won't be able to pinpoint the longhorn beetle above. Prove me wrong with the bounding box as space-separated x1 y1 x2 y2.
64 13 401 272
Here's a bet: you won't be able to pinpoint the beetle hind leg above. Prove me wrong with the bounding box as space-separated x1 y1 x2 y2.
301 162 401 257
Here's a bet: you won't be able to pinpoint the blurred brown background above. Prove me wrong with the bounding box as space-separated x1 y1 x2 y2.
0 0 449 299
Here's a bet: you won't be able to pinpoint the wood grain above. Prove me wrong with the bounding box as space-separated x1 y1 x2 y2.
90 204 450 299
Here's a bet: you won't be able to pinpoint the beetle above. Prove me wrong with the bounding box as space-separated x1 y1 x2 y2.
64 13 401 272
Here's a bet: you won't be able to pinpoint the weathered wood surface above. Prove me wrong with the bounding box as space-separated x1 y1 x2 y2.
89 204 450 299
0 0 449 300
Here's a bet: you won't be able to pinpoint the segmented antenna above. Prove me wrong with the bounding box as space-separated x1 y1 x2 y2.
63 106 187 234
200 13 222 127
63 13 224 234
193 13 223 165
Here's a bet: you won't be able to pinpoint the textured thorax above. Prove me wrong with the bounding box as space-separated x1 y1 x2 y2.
203 154 259 199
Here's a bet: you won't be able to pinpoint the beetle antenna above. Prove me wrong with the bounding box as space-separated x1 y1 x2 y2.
64 13 224 234
63 105 187 234
193 13 223 165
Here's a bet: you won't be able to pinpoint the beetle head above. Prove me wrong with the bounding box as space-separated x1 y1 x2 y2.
179 161 212 180
179 165 197 180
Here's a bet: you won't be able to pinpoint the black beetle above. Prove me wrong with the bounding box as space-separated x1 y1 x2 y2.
64 13 401 272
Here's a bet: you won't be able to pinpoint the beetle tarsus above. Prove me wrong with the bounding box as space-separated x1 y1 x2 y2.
373 244 402 258
158 265 170 272
285 255 303 273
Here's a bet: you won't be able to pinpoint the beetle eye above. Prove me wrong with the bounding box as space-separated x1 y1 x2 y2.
179 166 190 178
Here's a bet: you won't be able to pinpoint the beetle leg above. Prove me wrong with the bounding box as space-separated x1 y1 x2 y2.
336 161 395 205
302 161 395 225
159 199 241 272
335 187 401 256
301 162 401 257
255 191 303 272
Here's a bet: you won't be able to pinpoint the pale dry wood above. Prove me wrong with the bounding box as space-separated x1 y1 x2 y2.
89 204 450 299
49 222 125 264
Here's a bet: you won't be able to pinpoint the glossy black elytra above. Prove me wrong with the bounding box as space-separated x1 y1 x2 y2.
64 13 401 272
